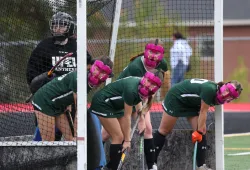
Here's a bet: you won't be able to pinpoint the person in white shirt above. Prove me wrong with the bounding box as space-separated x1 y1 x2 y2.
170 32 192 86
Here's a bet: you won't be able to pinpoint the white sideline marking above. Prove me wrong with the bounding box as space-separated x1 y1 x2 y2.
225 148 250 151
224 132 250 137
0 141 76 146
227 152 250 156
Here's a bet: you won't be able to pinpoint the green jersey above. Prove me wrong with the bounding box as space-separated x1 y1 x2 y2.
118 56 168 79
163 78 217 117
32 71 77 116
90 77 142 118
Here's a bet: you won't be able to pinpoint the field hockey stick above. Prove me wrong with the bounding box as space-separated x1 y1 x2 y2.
117 111 142 170
138 130 145 170
65 110 75 137
193 141 198 170
47 52 73 77
25 52 73 103
25 94 33 103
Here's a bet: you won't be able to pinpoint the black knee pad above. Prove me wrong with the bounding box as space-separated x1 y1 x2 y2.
153 130 166 163
144 138 155 169
197 135 207 167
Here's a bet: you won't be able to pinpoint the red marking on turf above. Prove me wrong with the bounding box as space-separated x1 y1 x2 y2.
0 103 249 113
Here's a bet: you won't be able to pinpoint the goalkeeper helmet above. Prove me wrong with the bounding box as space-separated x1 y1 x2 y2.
50 12 76 42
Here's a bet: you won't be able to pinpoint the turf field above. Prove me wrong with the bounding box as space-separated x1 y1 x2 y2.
225 134 250 170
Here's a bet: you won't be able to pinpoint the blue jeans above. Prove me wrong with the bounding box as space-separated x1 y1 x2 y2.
171 61 188 87
33 127 62 141
87 111 106 169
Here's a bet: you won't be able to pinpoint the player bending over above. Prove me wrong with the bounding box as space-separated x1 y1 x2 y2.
89 71 163 170
153 79 243 170
31 56 113 141
102 38 169 170
87 56 114 170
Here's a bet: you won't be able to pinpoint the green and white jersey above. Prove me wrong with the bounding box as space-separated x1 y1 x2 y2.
162 78 217 117
90 76 142 117
118 56 168 79
168 78 217 107
32 71 77 116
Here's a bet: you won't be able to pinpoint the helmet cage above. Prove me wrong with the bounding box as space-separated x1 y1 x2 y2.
144 43 164 68
216 83 240 104
138 72 162 99
49 12 76 39
88 60 112 87
50 19 72 36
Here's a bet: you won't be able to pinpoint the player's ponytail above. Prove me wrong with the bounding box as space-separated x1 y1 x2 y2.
142 95 154 113
130 52 144 62
98 56 113 70
216 81 225 90
229 80 243 95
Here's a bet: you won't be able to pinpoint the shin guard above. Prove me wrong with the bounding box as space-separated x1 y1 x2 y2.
107 144 123 170
144 138 155 169
196 135 207 167
153 130 166 163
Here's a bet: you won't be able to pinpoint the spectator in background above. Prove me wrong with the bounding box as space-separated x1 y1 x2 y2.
170 32 192 86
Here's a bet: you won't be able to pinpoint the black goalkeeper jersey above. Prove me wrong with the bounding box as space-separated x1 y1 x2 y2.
26 37 77 85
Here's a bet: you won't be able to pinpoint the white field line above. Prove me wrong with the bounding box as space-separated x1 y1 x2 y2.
227 152 250 156
224 132 250 137
225 148 250 151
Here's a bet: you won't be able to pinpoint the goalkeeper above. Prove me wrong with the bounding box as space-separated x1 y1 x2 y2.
26 11 77 141
153 79 243 170
102 39 169 170
89 71 163 170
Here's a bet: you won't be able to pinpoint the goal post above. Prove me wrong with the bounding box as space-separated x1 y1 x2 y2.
214 0 224 169
77 0 87 169
105 0 123 85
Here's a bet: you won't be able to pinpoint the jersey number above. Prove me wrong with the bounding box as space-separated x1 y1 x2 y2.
190 78 208 84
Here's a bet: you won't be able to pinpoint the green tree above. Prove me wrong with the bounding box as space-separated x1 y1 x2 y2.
226 56 250 103
0 0 54 102
57 0 76 19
